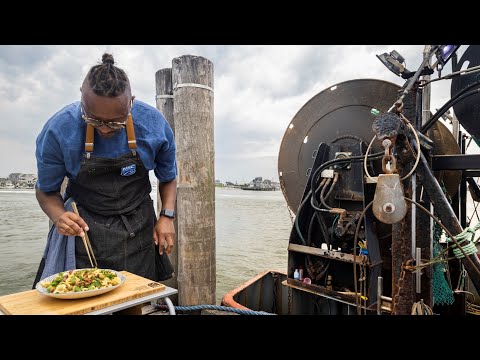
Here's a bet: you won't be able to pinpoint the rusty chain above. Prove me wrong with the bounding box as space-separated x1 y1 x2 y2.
392 262 406 315
392 259 414 314
392 205 413 315
381 138 397 174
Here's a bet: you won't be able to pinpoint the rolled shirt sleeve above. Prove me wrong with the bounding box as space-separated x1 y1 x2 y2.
35 128 67 192
154 119 177 183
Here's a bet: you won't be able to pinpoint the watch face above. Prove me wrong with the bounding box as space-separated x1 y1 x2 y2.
162 209 175 218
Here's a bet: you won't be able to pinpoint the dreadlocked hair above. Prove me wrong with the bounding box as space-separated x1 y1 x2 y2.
86 53 130 97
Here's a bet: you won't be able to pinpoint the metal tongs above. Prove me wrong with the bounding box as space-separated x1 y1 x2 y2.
71 202 98 269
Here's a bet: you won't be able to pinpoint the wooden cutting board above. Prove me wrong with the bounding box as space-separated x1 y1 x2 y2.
0 271 166 315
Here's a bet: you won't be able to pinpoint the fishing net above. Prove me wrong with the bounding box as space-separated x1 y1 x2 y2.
432 216 455 306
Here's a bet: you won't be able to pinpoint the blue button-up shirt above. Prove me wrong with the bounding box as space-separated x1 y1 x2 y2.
35 100 177 192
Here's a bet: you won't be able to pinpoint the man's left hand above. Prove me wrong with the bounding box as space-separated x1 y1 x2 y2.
153 216 175 255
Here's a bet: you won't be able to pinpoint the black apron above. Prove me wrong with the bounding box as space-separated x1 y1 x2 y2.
33 114 173 287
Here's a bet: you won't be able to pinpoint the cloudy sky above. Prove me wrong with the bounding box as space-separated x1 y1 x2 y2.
0 45 471 183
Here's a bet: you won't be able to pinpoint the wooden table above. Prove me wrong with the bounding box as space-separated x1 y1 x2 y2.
0 271 178 315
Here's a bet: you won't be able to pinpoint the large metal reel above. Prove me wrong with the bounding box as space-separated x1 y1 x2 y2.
278 79 400 214
427 122 462 198
451 45 480 140
278 78 461 214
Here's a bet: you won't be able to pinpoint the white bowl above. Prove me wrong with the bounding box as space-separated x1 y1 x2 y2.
35 268 126 300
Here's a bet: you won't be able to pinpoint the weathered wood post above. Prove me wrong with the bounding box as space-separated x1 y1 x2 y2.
172 55 215 305
155 68 179 294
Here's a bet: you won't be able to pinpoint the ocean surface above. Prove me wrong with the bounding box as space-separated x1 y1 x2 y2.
0 188 292 304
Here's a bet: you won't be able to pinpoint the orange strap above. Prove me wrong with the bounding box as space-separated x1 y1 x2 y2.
125 113 137 150
83 113 136 154
85 124 95 153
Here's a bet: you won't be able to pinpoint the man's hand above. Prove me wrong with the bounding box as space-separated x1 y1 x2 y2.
153 216 175 255
55 211 89 237
35 187 89 238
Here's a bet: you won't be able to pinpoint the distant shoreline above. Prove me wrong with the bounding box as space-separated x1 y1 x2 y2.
0 188 34 190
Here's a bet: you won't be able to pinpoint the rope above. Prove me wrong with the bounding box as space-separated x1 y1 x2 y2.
446 223 480 259
411 299 434 315
404 198 480 277
466 300 480 315
154 304 276 315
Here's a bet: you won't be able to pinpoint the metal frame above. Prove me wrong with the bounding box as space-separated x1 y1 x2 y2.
85 286 178 315
431 154 480 170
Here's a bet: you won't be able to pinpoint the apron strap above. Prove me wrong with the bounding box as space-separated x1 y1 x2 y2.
120 214 136 238
82 110 137 158
85 123 95 158
125 113 137 156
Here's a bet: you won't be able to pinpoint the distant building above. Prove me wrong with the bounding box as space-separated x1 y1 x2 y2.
1 173 37 189
9 173 37 184
241 177 279 191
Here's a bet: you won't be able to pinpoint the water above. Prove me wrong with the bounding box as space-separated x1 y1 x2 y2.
0 190 49 295
215 188 291 303
0 188 292 304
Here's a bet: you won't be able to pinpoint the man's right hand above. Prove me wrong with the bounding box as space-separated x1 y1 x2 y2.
35 187 89 237
55 211 89 237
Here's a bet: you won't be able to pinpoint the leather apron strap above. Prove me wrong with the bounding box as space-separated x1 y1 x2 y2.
85 124 94 156
125 114 137 155
83 113 137 155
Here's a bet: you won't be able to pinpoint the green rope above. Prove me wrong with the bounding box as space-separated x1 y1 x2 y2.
446 223 480 259
430 182 480 306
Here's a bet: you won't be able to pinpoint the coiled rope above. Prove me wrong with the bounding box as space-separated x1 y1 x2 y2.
154 304 276 315
446 223 480 259
411 300 434 315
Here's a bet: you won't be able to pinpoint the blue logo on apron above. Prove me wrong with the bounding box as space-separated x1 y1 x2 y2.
121 164 136 176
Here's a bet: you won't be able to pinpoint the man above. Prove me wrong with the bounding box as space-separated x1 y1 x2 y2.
33 53 176 284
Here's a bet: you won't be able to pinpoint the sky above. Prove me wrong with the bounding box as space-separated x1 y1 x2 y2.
0 45 475 183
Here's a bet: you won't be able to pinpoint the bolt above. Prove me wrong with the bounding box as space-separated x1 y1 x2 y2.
383 203 395 213
382 139 392 148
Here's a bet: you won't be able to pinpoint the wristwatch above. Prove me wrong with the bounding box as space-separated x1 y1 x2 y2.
160 208 175 219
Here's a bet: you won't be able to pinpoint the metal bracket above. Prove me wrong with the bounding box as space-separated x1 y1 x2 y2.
174 82 214 92
415 247 422 293
156 94 174 100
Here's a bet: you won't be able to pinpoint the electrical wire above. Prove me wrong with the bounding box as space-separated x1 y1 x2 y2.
421 65 480 85
398 115 421 181
322 172 339 201
422 87 480 134
363 135 378 183
319 177 333 210
353 200 373 315
310 178 327 211
295 152 382 243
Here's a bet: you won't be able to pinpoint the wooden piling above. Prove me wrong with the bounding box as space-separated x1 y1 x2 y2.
172 55 215 305
155 68 179 294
